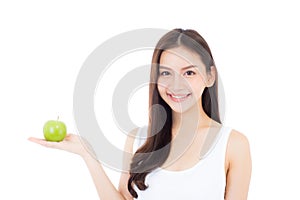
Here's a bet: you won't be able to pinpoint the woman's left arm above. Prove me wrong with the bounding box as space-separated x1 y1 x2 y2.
225 130 252 200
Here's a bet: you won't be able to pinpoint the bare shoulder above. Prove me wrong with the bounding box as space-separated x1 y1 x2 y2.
124 127 140 152
121 127 140 169
225 129 252 199
227 129 251 163
228 129 250 147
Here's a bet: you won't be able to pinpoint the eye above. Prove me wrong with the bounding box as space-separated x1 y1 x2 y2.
184 70 196 76
160 71 171 76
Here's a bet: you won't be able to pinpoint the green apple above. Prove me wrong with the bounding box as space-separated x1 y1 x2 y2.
43 117 67 142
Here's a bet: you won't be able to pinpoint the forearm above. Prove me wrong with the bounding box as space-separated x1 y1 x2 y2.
82 154 125 200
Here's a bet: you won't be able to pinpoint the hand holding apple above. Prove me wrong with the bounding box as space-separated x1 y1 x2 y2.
28 117 94 158
43 117 67 142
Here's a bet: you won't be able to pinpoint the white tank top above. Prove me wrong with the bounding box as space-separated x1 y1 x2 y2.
132 125 232 200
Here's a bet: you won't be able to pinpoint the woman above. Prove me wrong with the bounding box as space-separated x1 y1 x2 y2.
29 28 252 199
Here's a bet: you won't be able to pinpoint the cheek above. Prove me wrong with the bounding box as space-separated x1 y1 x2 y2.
157 83 166 97
189 78 206 94
157 77 167 92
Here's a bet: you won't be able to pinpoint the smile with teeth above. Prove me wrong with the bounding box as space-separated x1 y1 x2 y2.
167 92 191 102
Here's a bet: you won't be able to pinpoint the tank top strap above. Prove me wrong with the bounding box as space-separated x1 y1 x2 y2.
216 126 232 154
203 125 232 164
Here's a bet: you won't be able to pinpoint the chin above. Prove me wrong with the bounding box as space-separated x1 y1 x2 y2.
169 104 195 114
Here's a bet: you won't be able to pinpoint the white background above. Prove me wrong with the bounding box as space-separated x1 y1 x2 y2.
1 0 300 199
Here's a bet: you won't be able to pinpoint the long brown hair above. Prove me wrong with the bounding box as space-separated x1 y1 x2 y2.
128 28 221 198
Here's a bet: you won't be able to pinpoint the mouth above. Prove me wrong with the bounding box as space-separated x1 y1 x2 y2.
167 92 192 102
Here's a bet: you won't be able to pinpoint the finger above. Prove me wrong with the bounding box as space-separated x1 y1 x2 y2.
28 134 72 143
28 137 60 148
28 137 45 144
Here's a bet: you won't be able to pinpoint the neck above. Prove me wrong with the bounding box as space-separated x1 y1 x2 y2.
171 102 213 137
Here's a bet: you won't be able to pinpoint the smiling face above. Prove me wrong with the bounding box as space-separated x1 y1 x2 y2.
157 46 214 114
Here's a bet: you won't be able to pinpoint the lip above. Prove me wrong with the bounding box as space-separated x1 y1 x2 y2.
167 92 191 102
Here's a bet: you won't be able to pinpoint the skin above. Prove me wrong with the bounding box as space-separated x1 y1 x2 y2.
28 46 252 200
156 47 252 199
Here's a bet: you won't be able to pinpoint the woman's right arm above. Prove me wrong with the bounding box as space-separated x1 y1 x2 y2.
84 127 138 200
28 128 138 200
82 152 128 200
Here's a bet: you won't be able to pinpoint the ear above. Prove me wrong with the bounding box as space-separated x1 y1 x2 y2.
206 66 216 87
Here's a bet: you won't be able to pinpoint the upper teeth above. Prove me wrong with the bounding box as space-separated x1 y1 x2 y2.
172 94 187 99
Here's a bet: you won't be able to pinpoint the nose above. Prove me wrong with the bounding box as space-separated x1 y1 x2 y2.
170 72 187 91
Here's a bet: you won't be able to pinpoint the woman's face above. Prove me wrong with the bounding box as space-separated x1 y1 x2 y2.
157 46 214 113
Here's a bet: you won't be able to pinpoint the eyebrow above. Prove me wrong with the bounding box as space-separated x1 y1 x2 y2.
159 65 197 71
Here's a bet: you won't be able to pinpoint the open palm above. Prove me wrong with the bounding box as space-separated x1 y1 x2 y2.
28 134 94 158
